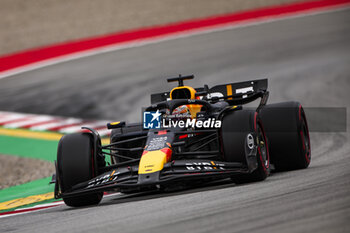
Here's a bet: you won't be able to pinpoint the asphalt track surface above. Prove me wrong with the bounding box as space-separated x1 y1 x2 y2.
1 9 350 233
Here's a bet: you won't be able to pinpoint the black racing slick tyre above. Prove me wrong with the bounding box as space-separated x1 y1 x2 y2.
57 133 103 207
221 110 270 183
260 102 311 171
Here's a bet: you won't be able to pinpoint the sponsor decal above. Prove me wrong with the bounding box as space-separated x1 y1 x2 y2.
236 86 254 99
247 134 255 149
185 161 225 171
86 170 119 188
147 136 168 151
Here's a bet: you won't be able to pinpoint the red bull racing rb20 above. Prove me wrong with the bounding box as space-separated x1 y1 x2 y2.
53 75 311 207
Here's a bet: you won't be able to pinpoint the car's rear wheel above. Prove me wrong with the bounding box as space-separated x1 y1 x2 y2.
57 133 103 207
260 102 311 171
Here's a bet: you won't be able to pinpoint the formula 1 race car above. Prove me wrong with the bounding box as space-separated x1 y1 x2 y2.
54 75 311 207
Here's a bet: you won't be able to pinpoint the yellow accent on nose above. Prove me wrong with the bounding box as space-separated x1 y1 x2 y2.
138 150 167 174
110 121 120 125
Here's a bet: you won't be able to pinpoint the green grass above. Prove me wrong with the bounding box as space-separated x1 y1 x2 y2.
0 134 58 211
0 135 58 162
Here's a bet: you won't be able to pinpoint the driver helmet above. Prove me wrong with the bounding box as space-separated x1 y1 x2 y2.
170 86 202 119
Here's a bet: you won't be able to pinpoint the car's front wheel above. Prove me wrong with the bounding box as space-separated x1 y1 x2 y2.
57 133 103 207
221 110 270 184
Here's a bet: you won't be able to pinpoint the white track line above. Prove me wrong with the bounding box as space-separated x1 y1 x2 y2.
16 201 65 211
0 203 63 219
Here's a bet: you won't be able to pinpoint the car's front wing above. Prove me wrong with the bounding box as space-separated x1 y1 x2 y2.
55 159 248 199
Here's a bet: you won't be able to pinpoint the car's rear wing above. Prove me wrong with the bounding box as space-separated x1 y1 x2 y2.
208 79 269 107
208 79 267 98
150 78 268 105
